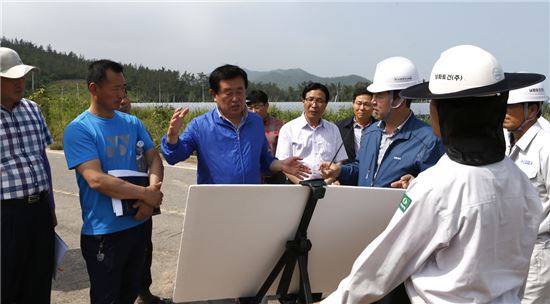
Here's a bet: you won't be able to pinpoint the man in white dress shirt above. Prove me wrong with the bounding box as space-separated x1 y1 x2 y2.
276 82 347 183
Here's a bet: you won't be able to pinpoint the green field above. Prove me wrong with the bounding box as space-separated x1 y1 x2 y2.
30 80 354 150
29 80 550 150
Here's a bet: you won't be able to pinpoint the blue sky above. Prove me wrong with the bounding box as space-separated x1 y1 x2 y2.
2 1 549 89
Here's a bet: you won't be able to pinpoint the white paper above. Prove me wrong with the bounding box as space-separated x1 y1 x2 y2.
53 232 68 280
107 170 148 216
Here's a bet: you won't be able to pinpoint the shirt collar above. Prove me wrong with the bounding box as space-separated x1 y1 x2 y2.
353 117 372 129
299 113 324 129
1 98 22 112
378 111 413 135
215 106 248 128
515 121 543 151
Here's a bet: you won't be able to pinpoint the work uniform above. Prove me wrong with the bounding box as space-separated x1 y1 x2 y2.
506 121 550 304
538 116 550 133
323 155 542 304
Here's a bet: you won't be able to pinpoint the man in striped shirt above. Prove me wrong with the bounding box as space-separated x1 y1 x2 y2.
1 47 56 304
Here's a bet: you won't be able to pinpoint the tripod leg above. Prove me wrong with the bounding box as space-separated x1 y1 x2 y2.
276 254 297 298
255 251 291 303
297 254 313 304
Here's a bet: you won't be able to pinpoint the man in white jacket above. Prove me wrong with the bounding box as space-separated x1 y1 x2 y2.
503 80 550 304
322 45 544 304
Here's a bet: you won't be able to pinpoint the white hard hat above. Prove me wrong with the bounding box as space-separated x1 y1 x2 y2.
400 45 545 100
367 56 421 93
507 80 549 104
0 47 37 79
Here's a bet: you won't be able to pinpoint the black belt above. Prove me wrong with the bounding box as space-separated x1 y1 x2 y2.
1 191 48 204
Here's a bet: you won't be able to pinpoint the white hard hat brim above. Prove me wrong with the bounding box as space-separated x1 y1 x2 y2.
0 64 37 79
507 96 550 104
400 73 545 100
367 80 421 93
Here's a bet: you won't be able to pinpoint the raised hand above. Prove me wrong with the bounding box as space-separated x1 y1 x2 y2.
166 107 190 144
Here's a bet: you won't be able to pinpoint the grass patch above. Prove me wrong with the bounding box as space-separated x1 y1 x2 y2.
33 80 550 150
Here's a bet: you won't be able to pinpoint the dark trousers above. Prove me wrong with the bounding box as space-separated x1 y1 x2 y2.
264 172 287 184
81 222 148 304
374 283 411 304
140 218 153 292
1 195 55 304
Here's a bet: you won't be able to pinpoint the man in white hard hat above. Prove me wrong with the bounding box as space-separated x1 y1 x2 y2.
503 80 550 304
321 45 544 303
320 57 444 191
1 47 57 303
535 84 550 132
320 56 444 303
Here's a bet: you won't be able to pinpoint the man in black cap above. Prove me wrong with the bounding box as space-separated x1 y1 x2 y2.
321 45 545 304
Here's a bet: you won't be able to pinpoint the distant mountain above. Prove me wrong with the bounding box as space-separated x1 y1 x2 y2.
245 68 370 89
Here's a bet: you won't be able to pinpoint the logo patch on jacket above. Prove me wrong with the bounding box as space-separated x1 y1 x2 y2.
399 193 412 212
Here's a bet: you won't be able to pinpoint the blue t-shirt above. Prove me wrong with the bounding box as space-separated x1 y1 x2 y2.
64 110 155 235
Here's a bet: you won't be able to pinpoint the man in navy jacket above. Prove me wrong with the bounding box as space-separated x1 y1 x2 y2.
322 57 444 188
321 56 444 303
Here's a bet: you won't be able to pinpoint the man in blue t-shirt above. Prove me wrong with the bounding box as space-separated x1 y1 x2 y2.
64 60 164 304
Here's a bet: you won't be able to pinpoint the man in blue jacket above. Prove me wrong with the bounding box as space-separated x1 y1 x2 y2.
161 64 309 184
320 57 444 304
321 57 444 189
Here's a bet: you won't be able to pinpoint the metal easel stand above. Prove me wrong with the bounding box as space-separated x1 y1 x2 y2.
240 179 327 304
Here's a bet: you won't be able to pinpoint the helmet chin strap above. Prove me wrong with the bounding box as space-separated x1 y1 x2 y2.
383 91 405 122
390 91 405 109
509 102 540 133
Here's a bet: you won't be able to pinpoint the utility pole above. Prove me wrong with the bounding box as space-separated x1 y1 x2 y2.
31 71 35 91
158 83 161 103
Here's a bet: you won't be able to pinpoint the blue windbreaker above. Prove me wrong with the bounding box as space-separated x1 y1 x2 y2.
161 108 275 184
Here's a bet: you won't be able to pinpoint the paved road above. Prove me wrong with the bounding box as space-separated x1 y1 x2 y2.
48 150 198 304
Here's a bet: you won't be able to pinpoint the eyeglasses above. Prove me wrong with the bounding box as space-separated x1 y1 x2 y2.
304 97 326 105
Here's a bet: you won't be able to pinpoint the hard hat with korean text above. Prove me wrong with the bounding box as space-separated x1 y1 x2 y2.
400 45 545 100
507 80 548 104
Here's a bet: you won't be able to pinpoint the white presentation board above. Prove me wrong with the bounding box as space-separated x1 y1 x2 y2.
172 184 405 303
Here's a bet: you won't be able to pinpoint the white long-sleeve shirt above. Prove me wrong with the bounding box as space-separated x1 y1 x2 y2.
537 116 550 133
276 114 347 179
506 121 550 237
322 155 541 304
